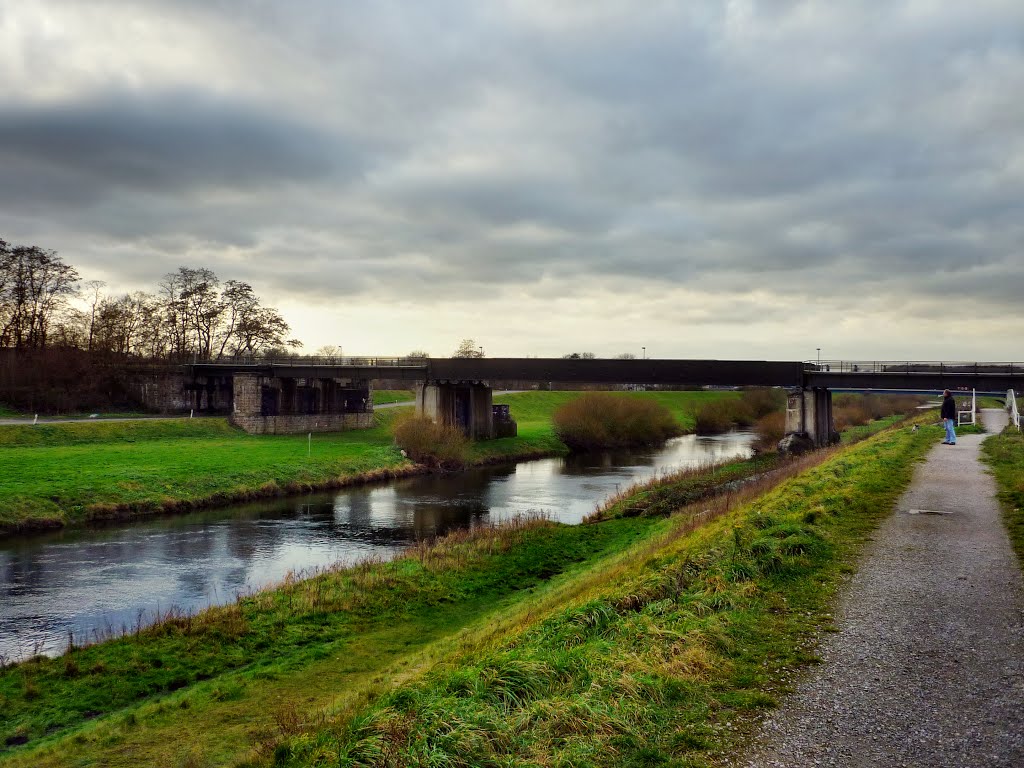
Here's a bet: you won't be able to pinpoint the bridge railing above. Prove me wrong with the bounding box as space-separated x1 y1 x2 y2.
806 360 1024 376
1009 389 1021 432
193 355 430 368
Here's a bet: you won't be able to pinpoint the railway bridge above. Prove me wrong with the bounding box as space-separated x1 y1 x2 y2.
182 358 1023 446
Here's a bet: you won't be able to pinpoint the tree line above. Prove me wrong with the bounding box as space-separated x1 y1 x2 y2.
1 238 299 360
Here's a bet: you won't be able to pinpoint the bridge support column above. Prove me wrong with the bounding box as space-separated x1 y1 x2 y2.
415 382 494 440
784 388 836 448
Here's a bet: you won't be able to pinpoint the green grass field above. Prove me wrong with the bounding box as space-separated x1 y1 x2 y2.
0 412 936 766
0 414 411 532
370 389 415 405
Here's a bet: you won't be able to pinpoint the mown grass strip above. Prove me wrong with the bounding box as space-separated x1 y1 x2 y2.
0 413 413 534
257 422 935 767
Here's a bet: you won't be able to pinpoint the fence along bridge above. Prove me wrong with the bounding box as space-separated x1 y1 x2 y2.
183 358 1024 445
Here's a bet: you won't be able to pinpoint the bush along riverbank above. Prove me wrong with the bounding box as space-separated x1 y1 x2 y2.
0 420 935 766
0 391 735 537
552 392 682 450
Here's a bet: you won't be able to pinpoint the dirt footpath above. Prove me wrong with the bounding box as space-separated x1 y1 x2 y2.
735 409 1024 768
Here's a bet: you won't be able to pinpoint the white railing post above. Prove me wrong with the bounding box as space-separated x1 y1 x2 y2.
1008 389 1021 431
958 388 976 426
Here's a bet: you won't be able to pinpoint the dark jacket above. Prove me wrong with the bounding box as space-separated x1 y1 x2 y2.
941 395 957 420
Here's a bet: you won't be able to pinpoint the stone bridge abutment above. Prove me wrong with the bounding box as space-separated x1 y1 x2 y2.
231 372 372 435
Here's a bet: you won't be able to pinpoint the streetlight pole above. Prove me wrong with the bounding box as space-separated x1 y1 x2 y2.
816 348 820 367
642 346 646 360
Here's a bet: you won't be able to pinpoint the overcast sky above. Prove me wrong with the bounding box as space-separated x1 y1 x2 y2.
2 1 1021 361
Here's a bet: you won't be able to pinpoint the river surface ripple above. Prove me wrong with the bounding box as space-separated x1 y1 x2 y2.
0 431 754 661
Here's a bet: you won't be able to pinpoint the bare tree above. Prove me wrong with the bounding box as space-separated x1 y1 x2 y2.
215 280 258 359
453 339 485 358
157 272 188 357
82 280 106 352
157 267 223 358
315 344 344 362
92 292 154 356
0 242 80 349
231 306 297 358
1 244 304 360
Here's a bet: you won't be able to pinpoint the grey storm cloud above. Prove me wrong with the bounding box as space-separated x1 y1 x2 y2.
1 0 1022 355
0 92 354 202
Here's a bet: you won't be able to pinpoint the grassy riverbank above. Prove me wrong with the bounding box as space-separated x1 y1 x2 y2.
0 391 735 535
981 426 1024 563
262 422 936 767
0 415 935 766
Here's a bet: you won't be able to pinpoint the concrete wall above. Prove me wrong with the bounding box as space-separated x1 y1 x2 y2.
231 412 374 435
129 372 232 413
231 372 373 434
129 372 193 412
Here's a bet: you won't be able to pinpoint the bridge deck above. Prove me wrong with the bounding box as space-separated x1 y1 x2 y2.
185 358 1024 392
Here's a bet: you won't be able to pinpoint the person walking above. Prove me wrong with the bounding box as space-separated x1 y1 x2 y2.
941 389 957 445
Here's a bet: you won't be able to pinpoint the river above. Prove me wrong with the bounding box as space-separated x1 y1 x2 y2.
0 431 754 661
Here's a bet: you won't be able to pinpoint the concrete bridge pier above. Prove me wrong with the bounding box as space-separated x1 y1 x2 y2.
415 382 495 440
785 387 837 448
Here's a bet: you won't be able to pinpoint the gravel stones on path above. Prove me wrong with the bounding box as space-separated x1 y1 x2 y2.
735 410 1024 768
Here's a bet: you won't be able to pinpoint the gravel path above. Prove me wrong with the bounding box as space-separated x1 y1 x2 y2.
735 409 1024 767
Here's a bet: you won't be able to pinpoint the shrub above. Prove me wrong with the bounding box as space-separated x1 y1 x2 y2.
393 416 469 470
740 388 787 419
693 400 738 435
552 393 680 451
833 394 924 432
753 411 785 452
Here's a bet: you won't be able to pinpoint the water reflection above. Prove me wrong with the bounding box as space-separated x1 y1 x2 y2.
0 431 753 660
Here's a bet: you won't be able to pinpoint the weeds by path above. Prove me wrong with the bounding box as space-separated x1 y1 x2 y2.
982 428 1024 563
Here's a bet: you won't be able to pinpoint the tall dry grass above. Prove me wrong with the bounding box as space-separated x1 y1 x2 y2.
552 393 681 451
695 388 786 435
392 415 470 470
753 411 786 452
833 394 924 432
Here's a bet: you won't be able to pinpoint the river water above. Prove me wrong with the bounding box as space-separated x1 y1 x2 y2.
0 431 754 661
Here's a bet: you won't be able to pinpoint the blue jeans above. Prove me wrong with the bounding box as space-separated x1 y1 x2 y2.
944 418 957 444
